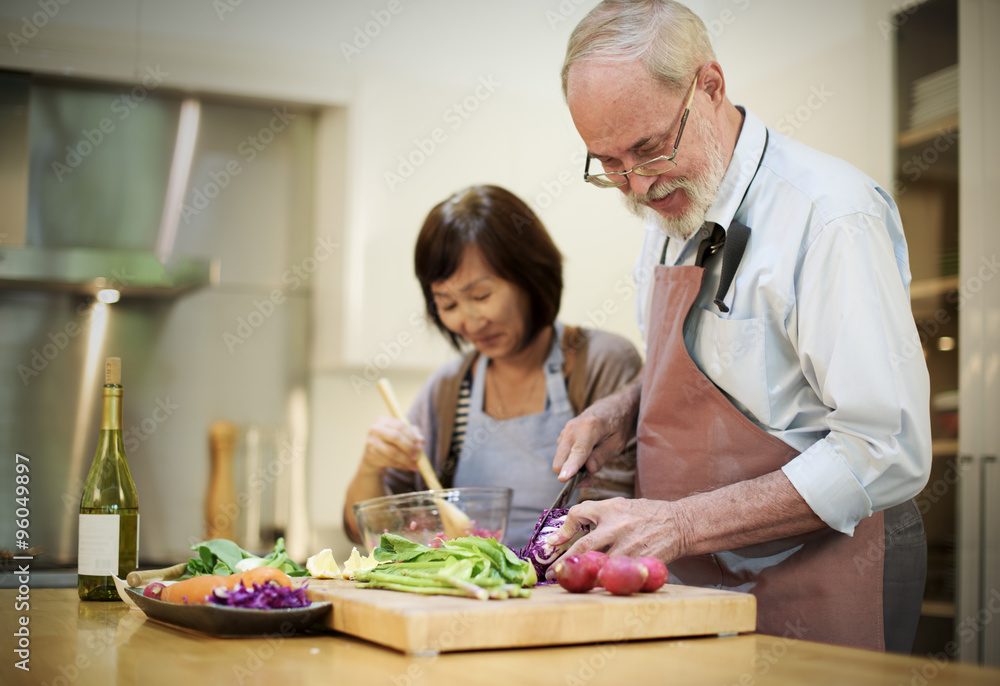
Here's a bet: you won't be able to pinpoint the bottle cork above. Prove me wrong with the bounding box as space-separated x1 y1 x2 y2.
105 357 122 386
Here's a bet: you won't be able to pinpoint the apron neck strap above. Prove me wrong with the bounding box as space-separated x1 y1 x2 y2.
657 222 725 268
713 220 750 313
696 223 726 267
657 129 769 312
711 128 767 311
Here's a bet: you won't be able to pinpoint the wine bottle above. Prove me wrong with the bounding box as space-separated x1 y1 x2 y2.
78 357 140 601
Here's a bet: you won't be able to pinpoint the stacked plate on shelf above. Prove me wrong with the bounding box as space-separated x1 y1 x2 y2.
907 64 958 130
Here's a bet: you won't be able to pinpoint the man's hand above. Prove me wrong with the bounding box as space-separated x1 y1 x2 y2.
544 471 828 577
553 380 641 480
545 497 693 567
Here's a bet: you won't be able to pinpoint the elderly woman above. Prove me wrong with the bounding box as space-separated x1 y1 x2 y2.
344 185 642 549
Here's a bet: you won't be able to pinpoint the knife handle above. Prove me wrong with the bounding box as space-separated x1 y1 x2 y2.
126 562 188 588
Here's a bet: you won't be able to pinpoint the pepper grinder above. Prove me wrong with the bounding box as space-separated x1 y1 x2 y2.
205 420 239 542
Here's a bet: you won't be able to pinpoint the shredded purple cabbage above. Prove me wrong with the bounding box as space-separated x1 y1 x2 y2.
517 508 588 579
208 581 311 609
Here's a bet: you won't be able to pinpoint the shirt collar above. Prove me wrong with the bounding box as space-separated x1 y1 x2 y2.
704 106 767 231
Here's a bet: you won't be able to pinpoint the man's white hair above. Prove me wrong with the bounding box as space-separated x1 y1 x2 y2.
562 0 717 97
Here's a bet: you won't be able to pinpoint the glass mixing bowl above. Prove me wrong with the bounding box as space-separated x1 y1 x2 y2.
353 486 512 554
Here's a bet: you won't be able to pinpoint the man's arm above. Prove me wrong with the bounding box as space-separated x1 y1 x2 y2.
547 469 825 563
781 210 931 533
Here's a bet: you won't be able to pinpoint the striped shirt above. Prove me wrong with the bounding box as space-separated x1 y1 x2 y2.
441 375 471 485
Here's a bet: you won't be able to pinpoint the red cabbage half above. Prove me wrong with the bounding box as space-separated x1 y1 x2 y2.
517 508 589 580
209 581 311 609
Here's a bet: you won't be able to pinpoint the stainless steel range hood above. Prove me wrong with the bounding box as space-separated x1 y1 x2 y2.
0 245 216 297
0 72 29 247
0 71 214 298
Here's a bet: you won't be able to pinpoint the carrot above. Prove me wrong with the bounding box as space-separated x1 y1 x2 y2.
159 574 228 605
230 566 292 590
157 567 293 605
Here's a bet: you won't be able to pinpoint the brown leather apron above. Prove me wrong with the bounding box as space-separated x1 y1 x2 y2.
636 230 885 651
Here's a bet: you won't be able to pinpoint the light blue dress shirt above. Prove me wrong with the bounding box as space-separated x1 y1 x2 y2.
634 107 932 535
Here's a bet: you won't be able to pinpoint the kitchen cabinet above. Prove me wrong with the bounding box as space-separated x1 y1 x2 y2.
894 0 960 655
955 0 1000 667
894 0 1000 666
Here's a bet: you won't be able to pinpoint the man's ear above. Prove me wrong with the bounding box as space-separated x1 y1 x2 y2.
700 61 726 104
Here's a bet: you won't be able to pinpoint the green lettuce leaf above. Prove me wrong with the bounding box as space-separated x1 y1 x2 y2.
184 537 307 578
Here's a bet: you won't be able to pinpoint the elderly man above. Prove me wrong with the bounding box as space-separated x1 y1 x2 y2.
549 0 931 652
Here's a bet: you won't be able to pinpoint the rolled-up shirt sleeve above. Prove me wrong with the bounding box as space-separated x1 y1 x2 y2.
781 210 932 535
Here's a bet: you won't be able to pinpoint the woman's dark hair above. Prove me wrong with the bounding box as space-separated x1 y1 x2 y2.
414 185 563 351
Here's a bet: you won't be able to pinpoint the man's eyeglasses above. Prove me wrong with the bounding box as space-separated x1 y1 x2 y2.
583 68 702 189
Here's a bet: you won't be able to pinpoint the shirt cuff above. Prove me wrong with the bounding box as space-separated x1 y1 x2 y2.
781 439 873 535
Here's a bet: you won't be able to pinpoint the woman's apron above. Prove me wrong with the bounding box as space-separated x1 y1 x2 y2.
636 230 885 651
453 322 577 550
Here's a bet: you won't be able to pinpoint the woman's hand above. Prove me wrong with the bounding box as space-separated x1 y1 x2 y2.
344 417 424 544
361 416 425 473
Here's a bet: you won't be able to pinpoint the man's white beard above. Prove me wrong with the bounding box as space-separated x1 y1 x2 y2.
621 117 728 242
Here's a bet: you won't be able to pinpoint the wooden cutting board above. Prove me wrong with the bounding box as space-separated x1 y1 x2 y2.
305 579 756 654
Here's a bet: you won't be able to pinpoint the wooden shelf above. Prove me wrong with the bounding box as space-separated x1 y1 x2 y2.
896 0 962 658
898 113 959 148
910 276 960 319
932 439 959 457
921 600 956 618
911 276 960 301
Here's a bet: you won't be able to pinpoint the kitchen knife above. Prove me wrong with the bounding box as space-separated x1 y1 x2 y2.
522 467 588 554
550 467 588 511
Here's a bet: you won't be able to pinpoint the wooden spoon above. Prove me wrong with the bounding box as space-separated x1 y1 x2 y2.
376 379 473 540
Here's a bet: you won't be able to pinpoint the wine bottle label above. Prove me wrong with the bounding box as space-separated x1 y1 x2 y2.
78 514 120 576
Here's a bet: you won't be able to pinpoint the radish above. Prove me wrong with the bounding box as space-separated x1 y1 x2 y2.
581 550 608 578
598 556 648 596
637 557 668 592
552 555 598 593
143 582 166 600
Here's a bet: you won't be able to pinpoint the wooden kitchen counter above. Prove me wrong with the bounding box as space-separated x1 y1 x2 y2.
4 589 1000 686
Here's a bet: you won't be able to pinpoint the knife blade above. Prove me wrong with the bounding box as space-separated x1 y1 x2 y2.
522 467 588 554
551 467 588 511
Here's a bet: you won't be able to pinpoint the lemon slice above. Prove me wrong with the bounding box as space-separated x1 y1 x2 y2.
341 547 377 579
306 548 341 578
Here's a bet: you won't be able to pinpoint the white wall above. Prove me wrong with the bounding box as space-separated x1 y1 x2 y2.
1 0 903 559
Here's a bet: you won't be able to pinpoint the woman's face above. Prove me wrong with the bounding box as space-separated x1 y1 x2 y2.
431 246 530 359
